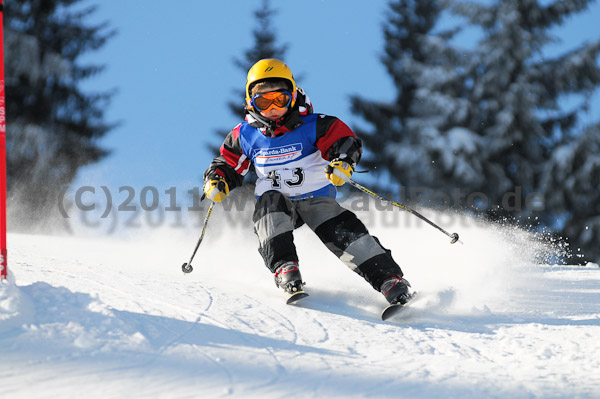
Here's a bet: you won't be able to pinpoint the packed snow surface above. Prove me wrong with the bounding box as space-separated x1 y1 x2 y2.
1 204 599 399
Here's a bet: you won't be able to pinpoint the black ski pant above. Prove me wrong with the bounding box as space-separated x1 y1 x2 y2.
252 190 404 292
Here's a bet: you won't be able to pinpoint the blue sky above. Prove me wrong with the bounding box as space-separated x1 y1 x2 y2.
75 0 600 195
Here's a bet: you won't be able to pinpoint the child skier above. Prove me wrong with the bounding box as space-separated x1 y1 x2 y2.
203 59 412 305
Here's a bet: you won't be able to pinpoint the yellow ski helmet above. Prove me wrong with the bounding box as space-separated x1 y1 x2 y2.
245 59 297 110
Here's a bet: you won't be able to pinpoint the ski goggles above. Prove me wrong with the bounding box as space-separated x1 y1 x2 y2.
251 90 292 112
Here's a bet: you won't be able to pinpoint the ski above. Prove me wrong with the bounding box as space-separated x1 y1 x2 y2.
286 291 309 305
381 292 417 321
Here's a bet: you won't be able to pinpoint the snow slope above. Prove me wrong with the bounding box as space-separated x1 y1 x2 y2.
1 204 599 399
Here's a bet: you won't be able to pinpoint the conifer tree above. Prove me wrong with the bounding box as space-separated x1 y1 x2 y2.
449 0 600 217
542 122 600 263
450 0 600 262
350 0 470 197
211 0 288 155
352 0 600 262
4 0 115 228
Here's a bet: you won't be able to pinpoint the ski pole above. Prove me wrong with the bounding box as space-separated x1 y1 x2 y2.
181 201 216 273
347 179 461 244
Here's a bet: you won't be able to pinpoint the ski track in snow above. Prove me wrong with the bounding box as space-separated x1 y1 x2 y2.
1 207 600 399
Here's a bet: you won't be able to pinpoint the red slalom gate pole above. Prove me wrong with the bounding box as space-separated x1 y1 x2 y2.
0 0 7 280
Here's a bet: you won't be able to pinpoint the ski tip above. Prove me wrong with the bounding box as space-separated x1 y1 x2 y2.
381 292 417 321
286 291 309 305
381 303 406 321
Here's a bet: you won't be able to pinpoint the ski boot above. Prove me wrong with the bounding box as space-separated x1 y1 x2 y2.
274 261 304 295
380 276 412 305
